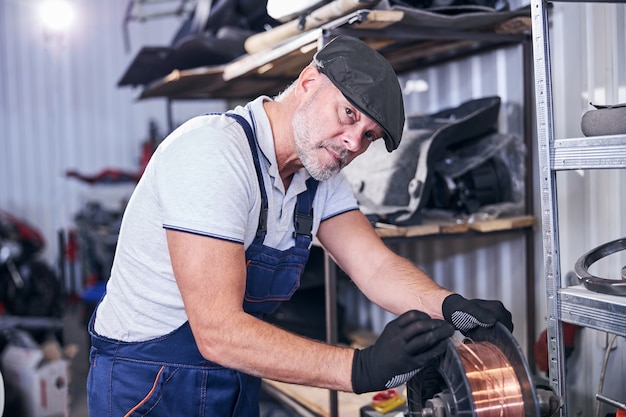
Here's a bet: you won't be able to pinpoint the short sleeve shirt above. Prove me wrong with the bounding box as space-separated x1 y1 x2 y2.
94 96 359 341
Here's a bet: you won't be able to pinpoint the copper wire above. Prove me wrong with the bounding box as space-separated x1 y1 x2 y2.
456 339 525 417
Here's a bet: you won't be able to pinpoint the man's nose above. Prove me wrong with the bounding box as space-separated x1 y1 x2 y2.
342 128 365 152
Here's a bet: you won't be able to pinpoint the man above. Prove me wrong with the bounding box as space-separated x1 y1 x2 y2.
87 36 513 416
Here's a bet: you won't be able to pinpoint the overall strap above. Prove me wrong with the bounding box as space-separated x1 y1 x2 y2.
220 112 269 238
217 112 319 245
293 177 319 248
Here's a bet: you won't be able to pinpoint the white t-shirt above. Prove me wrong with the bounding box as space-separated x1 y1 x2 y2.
94 96 359 341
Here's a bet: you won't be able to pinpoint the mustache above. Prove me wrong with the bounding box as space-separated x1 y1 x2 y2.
322 143 350 167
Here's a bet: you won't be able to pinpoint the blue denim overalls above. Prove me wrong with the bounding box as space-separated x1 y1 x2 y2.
87 113 318 417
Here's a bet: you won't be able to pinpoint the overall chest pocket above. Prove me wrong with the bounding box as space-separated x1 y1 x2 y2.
243 244 310 316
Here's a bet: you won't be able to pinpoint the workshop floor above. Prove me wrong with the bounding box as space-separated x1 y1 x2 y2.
63 307 297 417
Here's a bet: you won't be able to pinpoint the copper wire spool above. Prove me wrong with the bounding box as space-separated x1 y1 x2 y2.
457 340 525 417
406 323 540 417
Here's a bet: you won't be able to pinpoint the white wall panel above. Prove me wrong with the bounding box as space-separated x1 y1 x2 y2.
0 0 225 266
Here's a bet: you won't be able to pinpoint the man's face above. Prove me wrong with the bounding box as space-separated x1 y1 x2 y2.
293 79 384 181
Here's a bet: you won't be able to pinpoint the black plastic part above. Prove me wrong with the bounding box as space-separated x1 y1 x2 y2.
293 211 314 238
574 237 626 296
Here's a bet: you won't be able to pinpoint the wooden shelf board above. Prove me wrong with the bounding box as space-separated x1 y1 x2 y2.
139 66 225 99
262 380 368 417
373 215 534 238
469 215 535 232
136 10 530 100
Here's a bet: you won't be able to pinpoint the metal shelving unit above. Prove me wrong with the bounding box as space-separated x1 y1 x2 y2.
530 0 626 415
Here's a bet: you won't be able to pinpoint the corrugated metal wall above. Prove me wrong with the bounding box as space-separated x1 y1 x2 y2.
340 43 535 350
1 1 625 414
0 0 225 266
339 231 530 332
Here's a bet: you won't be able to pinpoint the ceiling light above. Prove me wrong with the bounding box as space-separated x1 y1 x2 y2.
39 0 75 33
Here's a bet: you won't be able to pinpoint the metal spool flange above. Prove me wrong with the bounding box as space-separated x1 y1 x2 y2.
406 323 540 417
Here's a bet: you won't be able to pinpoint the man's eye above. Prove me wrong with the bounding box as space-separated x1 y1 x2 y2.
365 132 377 142
345 107 355 118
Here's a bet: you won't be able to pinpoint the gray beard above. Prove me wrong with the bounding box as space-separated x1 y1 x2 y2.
292 107 341 181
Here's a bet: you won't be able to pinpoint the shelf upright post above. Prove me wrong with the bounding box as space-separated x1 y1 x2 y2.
324 251 339 417
530 0 568 414
320 28 340 417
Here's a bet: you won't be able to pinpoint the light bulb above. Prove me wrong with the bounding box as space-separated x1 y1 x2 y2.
39 0 75 33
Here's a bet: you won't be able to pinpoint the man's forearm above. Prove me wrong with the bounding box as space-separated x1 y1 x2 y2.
358 253 452 319
191 310 355 392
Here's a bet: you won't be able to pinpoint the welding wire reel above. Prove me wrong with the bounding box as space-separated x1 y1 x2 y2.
574 237 626 296
406 323 540 417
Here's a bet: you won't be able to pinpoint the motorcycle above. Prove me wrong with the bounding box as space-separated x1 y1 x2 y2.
0 209 65 416
0 208 63 321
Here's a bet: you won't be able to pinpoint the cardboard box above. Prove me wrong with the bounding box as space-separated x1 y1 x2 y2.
1 345 68 417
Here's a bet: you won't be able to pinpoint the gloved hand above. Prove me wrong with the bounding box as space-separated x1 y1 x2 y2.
442 293 513 335
351 310 454 394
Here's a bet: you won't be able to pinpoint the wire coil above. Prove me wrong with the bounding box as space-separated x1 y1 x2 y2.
406 324 540 417
457 339 525 417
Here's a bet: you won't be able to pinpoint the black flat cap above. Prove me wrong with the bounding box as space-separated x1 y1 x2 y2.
314 35 405 152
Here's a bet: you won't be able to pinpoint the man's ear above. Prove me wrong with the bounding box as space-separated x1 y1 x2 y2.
296 65 322 94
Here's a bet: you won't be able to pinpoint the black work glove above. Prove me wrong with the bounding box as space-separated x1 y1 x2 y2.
442 293 513 335
351 310 454 394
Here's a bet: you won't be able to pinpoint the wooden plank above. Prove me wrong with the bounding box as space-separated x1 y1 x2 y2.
347 10 404 30
373 223 407 238
225 10 405 82
140 66 225 99
138 10 527 100
223 30 321 81
207 77 293 100
264 381 329 416
244 0 381 54
346 328 378 348
494 16 531 34
469 215 535 233
439 222 470 234
404 223 442 237
262 380 369 417
374 216 535 238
